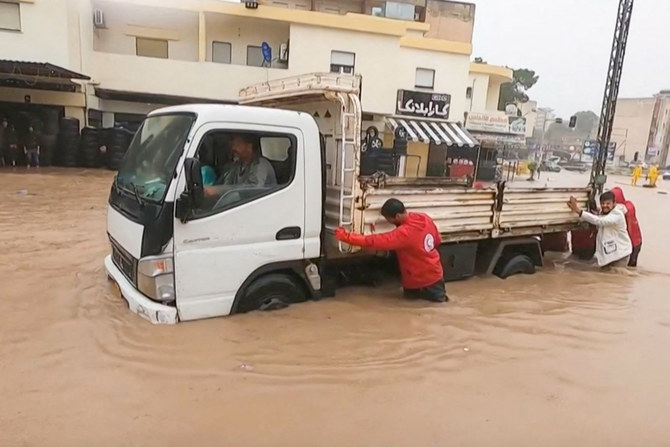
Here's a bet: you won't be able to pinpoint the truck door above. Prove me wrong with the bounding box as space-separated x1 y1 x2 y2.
173 123 306 321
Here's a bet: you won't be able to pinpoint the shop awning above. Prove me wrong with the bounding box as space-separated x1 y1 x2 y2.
0 60 89 92
95 88 237 106
386 116 479 148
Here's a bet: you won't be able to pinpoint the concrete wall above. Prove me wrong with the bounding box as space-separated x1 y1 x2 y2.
467 73 488 112
289 23 470 117
424 0 475 43
486 78 504 111
204 14 289 68
88 51 291 101
91 0 199 62
612 98 655 161
1 0 74 69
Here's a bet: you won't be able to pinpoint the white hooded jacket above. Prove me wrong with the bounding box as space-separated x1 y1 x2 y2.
580 205 633 266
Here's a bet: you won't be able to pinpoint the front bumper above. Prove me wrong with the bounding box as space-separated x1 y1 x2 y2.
104 255 178 324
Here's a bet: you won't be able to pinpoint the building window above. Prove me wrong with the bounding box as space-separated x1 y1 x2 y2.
330 50 355 74
87 110 103 128
0 1 21 31
466 87 473 99
212 41 232 64
415 68 435 89
136 37 168 59
247 45 264 67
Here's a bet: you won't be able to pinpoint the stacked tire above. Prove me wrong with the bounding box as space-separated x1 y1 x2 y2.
39 134 58 166
58 117 80 167
80 127 103 168
104 128 133 170
40 109 60 166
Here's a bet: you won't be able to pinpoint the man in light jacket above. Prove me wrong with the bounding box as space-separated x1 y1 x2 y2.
568 190 632 268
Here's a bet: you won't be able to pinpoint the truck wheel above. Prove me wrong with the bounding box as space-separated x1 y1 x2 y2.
495 254 535 279
237 273 307 314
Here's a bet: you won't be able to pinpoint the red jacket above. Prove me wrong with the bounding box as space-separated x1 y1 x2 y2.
337 213 444 289
611 187 642 247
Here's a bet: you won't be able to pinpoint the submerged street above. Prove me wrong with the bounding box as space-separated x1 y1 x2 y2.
1 169 669 446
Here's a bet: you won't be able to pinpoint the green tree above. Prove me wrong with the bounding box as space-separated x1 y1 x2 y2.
498 69 539 111
573 111 599 139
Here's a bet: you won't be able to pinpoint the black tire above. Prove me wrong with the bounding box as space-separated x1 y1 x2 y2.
43 109 61 134
39 134 58 166
104 128 133 170
495 254 536 279
80 127 102 167
574 248 595 260
57 117 81 166
236 273 307 314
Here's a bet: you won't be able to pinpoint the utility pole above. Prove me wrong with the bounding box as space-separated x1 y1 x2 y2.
590 0 635 198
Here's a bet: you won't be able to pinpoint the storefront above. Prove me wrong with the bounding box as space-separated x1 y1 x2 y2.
0 60 90 166
465 112 527 180
380 89 480 180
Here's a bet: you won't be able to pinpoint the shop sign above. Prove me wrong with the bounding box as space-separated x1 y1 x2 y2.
466 112 509 133
508 116 527 135
584 140 616 161
396 90 451 119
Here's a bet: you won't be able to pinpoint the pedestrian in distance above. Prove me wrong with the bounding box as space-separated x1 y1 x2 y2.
567 190 632 269
631 164 643 186
23 126 40 168
335 198 448 303
6 124 20 167
611 187 642 267
647 165 659 187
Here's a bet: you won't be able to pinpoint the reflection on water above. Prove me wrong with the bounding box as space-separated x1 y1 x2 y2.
1 169 669 447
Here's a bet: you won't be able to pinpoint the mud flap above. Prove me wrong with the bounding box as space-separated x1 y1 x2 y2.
571 226 597 260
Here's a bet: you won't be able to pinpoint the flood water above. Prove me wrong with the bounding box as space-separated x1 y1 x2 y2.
1 169 669 446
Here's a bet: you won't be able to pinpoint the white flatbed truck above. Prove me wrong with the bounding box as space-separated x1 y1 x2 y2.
105 73 588 324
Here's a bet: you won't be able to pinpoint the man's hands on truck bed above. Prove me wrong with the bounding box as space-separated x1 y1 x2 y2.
335 227 366 246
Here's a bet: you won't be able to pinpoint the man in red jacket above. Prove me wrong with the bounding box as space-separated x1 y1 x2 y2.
611 187 642 267
335 198 448 303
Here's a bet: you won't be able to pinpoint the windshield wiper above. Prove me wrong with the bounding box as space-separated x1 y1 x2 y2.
128 182 145 208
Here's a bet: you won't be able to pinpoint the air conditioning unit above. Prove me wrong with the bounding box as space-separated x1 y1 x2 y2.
93 9 106 28
278 43 289 63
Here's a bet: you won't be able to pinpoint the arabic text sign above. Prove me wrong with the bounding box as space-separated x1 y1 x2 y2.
465 112 509 133
396 90 451 119
584 140 616 161
508 116 527 135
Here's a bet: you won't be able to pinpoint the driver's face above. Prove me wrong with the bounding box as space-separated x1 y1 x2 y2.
231 136 253 160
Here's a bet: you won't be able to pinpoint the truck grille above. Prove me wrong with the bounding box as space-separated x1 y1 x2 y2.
110 238 137 286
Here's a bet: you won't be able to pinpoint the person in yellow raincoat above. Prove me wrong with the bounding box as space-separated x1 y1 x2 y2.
631 164 643 185
648 165 659 187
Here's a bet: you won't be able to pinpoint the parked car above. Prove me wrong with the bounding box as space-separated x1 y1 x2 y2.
663 169 670 180
541 161 561 172
631 160 648 170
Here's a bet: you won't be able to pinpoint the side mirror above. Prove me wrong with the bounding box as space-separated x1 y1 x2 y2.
175 158 203 223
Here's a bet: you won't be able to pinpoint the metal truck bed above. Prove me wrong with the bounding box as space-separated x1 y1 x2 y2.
239 74 590 258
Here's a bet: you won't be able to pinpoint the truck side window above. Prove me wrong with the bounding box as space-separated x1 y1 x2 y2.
192 131 297 217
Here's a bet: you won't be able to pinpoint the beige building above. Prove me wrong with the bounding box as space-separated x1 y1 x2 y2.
0 0 510 136
612 91 670 165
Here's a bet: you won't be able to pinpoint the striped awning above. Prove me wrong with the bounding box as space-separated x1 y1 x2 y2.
386 117 479 148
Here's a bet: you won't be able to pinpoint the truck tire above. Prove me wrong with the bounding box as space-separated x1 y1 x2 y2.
236 273 307 314
495 254 536 279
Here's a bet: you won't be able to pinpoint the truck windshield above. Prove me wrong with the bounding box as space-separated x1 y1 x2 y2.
116 113 195 203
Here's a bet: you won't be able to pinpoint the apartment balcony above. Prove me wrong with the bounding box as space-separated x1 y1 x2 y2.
87 51 291 103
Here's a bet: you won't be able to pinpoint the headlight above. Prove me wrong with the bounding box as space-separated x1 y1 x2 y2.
137 255 175 303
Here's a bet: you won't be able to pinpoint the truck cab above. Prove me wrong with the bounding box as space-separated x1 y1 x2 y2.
105 105 325 324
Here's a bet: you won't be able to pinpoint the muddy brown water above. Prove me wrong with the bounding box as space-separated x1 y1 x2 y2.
1 169 669 446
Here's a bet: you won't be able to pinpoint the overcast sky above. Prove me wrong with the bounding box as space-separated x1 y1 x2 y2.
470 0 670 118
